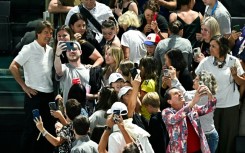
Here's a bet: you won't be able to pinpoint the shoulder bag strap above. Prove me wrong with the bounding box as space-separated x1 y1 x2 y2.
79 5 102 33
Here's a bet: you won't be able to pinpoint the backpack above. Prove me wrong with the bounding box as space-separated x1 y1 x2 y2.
89 66 103 94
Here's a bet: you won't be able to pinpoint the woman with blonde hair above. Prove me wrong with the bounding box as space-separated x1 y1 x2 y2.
195 16 220 56
118 11 147 64
102 46 124 86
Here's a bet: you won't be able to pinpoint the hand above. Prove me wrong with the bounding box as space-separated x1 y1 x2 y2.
144 24 151 34
131 73 141 88
22 85 38 98
116 115 124 129
74 33 82 40
33 116 45 132
162 76 171 88
50 110 63 119
194 53 205 63
196 33 202 41
55 122 63 133
56 41 66 56
55 94 63 101
151 21 158 32
106 115 115 129
230 66 238 78
230 31 242 40
191 85 209 107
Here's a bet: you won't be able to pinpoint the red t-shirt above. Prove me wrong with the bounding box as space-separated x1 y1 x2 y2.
187 117 201 153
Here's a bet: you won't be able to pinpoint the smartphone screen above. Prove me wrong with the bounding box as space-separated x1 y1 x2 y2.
32 109 40 119
49 102 57 110
66 42 74 51
113 110 120 123
163 69 170 77
130 67 138 79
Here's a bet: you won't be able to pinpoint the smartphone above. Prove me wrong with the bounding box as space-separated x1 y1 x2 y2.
193 47 202 59
49 102 57 110
113 110 120 123
65 41 75 51
199 81 204 86
232 25 241 32
130 67 138 79
117 0 123 9
163 69 170 77
153 13 157 21
32 109 40 119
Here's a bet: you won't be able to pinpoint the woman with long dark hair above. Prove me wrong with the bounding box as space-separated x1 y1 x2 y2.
68 13 104 65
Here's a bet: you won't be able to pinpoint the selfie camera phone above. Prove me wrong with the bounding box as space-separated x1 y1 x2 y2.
49 102 57 110
199 81 204 86
113 110 120 123
232 25 241 32
32 109 40 119
130 67 138 79
153 13 157 21
193 47 201 58
66 42 75 51
163 69 170 77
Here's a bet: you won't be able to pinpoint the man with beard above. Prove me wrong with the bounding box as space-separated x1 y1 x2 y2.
54 40 90 105
9 20 56 153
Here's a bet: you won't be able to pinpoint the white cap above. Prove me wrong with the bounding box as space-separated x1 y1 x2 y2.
118 86 132 99
108 73 125 84
107 102 128 115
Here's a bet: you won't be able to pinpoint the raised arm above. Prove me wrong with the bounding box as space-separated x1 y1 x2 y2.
54 42 66 76
48 0 73 13
128 74 141 118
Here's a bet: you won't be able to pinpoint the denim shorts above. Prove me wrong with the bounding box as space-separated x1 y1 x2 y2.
205 129 219 153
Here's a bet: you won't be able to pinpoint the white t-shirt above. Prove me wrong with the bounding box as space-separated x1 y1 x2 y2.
195 55 244 108
14 40 54 93
89 110 106 132
121 30 147 64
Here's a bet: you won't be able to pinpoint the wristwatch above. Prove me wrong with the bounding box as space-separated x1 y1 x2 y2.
104 126 112 131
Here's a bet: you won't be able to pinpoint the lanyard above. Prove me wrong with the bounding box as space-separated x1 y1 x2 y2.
211 0 218 16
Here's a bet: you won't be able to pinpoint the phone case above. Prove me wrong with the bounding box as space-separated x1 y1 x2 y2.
66 42 74 50
130 68 138 79
32 109 40 119
49 102 57 110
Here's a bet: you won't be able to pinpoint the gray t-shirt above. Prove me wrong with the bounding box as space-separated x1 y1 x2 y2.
56 63 90 104
205 1 231 35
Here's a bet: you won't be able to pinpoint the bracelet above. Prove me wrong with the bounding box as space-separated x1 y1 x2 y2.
55 54 60 57
42 130 48 137
104 126 112 131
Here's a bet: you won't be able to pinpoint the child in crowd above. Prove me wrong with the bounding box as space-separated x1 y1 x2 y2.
144 33 161 56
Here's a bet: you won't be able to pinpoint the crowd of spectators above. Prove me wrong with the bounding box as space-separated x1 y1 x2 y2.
9 0 245 153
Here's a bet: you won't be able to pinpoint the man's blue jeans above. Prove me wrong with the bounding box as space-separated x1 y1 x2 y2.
205 129 219 153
